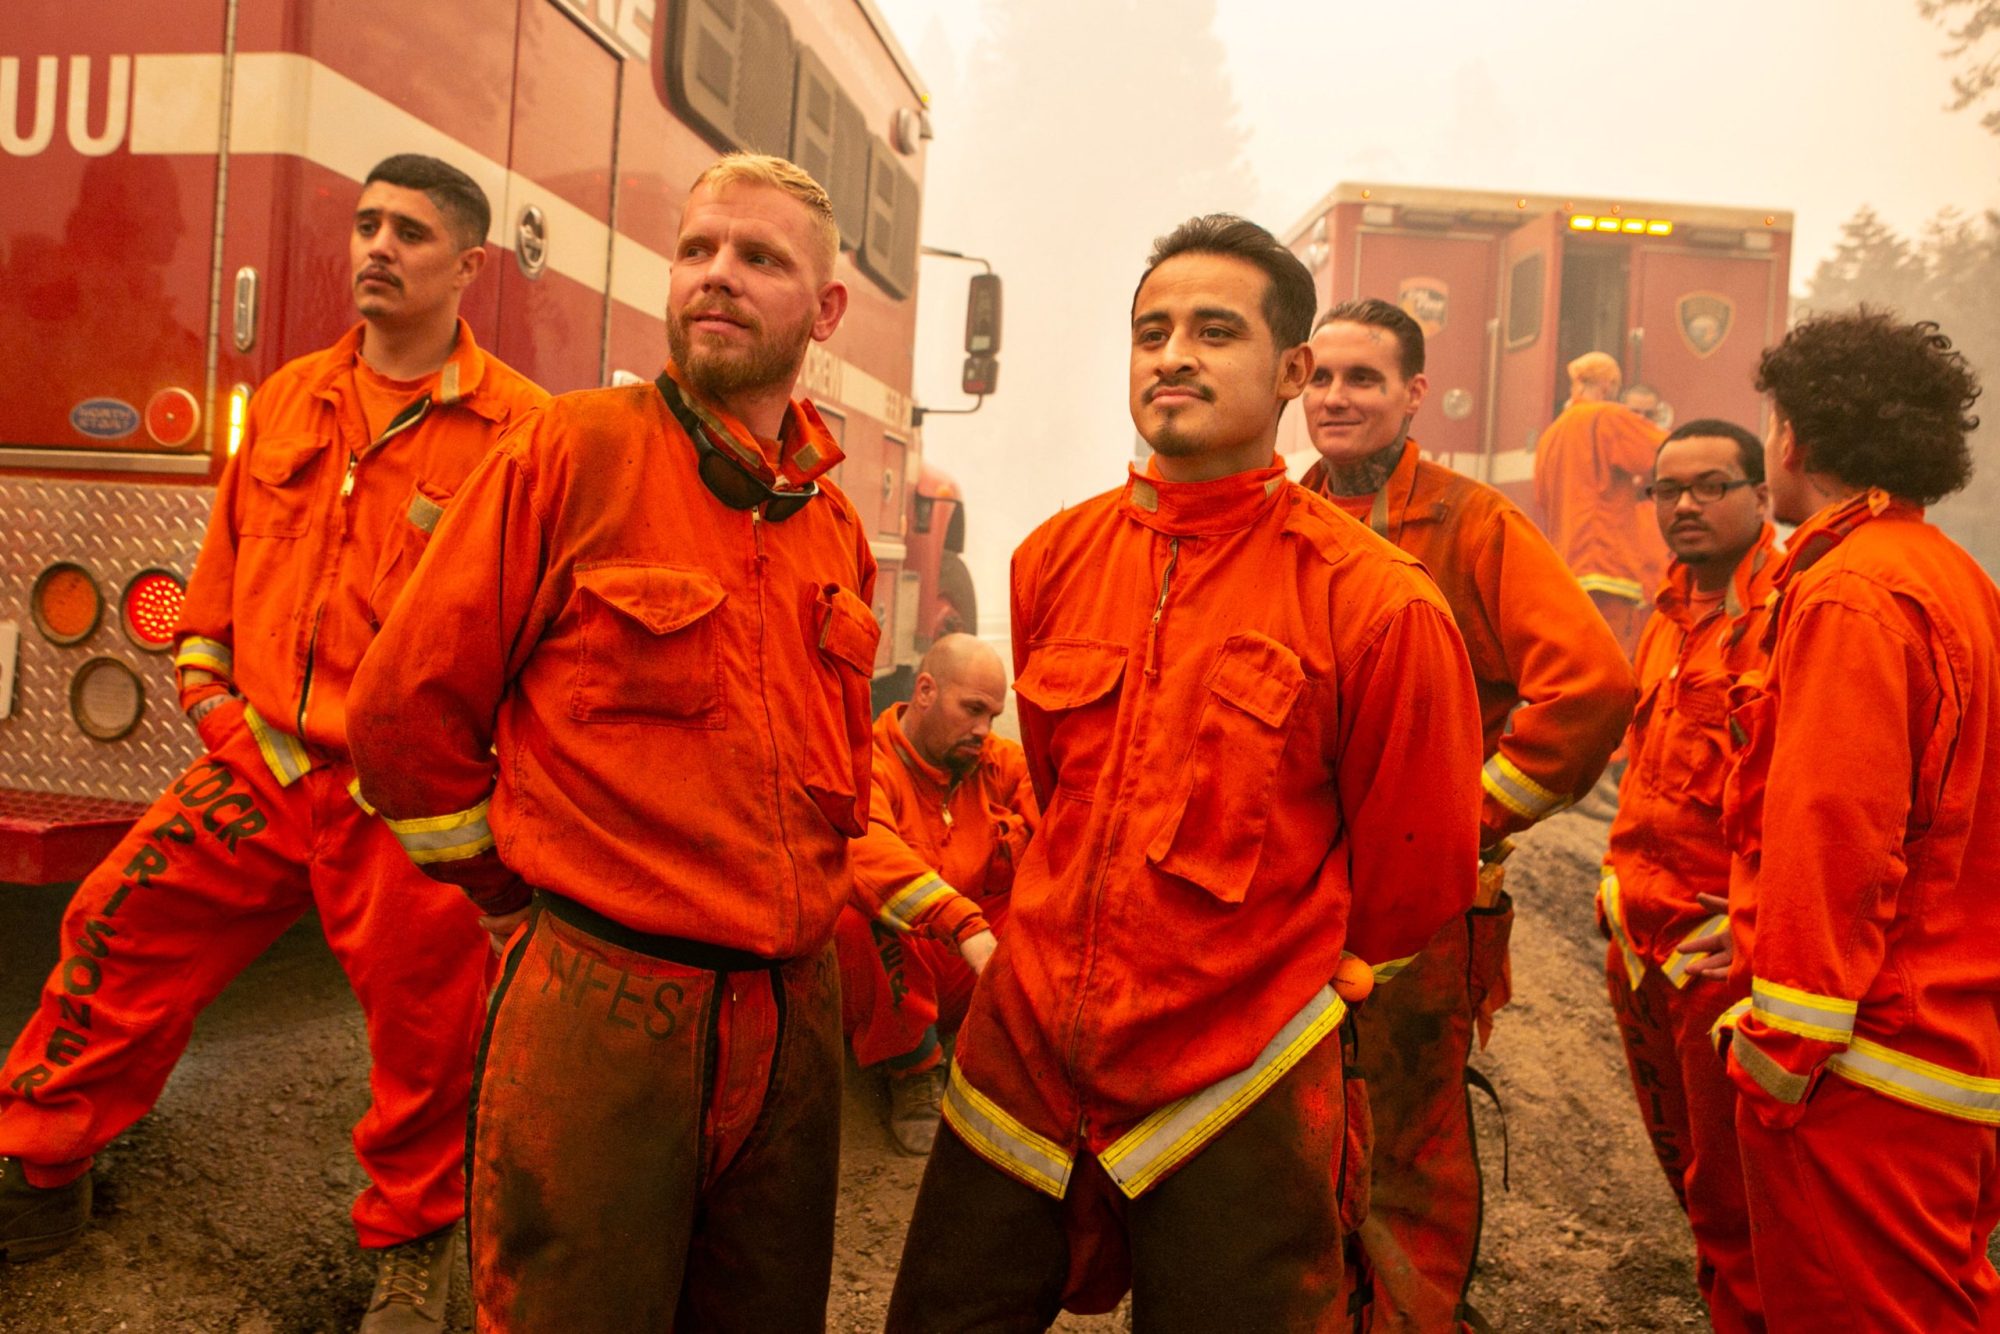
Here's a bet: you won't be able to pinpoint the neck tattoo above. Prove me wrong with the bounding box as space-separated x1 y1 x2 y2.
1323 438 1404 498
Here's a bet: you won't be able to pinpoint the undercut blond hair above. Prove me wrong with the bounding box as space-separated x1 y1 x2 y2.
690 153 840 279
1567 351 1623 396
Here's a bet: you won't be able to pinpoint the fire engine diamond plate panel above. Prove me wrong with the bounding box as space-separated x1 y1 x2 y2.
0 478 215 802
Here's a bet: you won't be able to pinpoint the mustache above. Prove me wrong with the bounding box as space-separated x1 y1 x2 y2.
356 267 400 288
1145 377 1213 403
679 297 756 328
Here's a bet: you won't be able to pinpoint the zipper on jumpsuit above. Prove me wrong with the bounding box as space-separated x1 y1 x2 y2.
294 450 361 737
749 507 802 955
1061 534 1181 1138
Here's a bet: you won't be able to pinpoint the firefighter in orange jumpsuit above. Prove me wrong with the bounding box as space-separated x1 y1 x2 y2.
1533 351 1670 660
1599 418 1777 1333
0 156 543 1329
1300 299 1634 1331
1715 311 2000 1332
346 154 875 1333
885 216 1483 1332
837 633 1038 1155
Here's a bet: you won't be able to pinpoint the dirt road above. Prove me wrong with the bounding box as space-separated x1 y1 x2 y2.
0 810 1708 1330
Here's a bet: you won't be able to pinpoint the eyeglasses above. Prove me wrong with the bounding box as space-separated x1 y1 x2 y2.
1646 477 1755 506
656 372 820 523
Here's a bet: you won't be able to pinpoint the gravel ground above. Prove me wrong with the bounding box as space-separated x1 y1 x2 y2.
0 810 1710 1331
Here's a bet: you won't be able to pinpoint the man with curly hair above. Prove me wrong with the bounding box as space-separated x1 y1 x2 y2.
1714 309 2000 1329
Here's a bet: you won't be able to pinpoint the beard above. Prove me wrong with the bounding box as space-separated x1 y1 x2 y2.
1147 421 1208 457
667 300 814 404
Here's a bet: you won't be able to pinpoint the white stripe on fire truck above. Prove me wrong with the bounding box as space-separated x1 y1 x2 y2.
124 51 913 433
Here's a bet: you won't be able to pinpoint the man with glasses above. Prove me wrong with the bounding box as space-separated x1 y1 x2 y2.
347 153 876 1330
1600 419 1776 1333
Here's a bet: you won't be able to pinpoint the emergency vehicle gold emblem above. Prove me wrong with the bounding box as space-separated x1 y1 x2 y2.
1397 276 1449 339
1676 292 1734 359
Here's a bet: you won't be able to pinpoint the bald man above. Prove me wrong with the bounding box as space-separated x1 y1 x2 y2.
836 635 1040 1154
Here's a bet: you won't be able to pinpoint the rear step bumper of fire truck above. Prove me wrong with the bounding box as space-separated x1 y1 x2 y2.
0 789 147 887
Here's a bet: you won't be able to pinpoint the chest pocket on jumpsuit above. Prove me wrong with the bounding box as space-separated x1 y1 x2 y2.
1660 678 1732 810
239 434 330 538
1013 639 1127 881
1146 630 1306 904
367 480 455 629
570 564 727 727
801 584 882 837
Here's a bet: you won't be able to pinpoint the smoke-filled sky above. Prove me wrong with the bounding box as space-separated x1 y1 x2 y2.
873 0 2000 630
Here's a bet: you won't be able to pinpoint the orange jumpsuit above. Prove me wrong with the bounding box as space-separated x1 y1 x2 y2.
837 703 1038 1072
887 461 1483 1329
1717 491 2000 1331
0 321 542 1247
1599 523 1777 1333
1532 401 1669 658
1304 440 1634 1331
346 367 876 1329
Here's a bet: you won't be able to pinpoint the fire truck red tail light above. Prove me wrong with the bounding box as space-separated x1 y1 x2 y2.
31 562 102 646
144 387 200 447
120 569 185 652
70 657 145 742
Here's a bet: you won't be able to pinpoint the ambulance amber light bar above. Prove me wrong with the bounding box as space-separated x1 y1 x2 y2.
1568 215 1674 237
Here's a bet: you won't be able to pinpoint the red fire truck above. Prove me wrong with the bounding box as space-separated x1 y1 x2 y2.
0 0 985 883
1280 182 1794 506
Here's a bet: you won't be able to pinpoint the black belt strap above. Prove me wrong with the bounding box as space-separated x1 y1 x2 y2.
536 888 781 973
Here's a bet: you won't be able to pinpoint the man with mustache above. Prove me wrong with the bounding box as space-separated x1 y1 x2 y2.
346 154 874 1331
885 216 1483 1330
1600 419 1775 1332
836 633 1037 1155
1299 298 1634 1331
1716 312 2000 1330
0 154 543 1332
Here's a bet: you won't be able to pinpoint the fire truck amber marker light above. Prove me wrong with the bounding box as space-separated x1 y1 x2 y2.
31 562 103 646
121 569 186 653
70 657 146 743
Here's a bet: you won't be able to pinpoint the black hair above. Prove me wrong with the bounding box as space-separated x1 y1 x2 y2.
1134 214 1316 349
1661 418 1765 484
364 154 491 251
1314 297 1424 378
1755 308 1980 506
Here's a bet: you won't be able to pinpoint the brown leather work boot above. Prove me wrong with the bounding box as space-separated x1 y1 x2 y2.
886 1066 947 1157
358 1223 457 1332
0 1156 90 1262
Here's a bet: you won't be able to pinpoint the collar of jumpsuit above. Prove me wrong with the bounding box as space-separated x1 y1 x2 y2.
1124 456 1290 535
659 359 845 490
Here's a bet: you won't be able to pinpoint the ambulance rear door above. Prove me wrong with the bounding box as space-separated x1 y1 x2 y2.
1626 238 1786 437
1490 210 1565 504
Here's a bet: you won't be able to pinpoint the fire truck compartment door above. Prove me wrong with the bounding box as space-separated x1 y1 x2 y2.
1348 229 1497 466
492 0 619 394
1492 211 1565 495
1628 247 1778 438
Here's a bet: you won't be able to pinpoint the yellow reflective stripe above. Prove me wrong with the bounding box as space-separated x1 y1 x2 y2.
1599 868 1644 990
347 777 376 816
877 873 952 934
1662 914 1727 989
174 636 234 677
1481 754 1567 821
1828 1038 2000 1125
1751 977 1858 1044
1709 996 1751 1052
240 702 312 787
384 798 496 865
1372 955 1415 984
1100 986 1347 1199
1578 574 1646 601
939 1064 1073 1199
1731 1031 1812 1104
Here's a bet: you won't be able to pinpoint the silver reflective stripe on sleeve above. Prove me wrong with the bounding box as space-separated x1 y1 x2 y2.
240 701 312 787
174 636 234 678
1829 1039 2000 1125
1662 914 1727 988
877 873 953 934
1099 986 1347 1199
939 1064 1074 1199
1599 868 1644 990
384 798 497 865
1751 978 1858 1044
1482 755 1568 822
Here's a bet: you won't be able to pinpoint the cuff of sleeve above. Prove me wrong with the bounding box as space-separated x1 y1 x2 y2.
945 903 993 946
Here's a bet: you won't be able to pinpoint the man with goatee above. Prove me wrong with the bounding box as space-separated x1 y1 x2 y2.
347 154 876 1332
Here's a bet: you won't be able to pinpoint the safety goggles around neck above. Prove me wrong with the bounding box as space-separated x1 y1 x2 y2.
656 372 820 522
